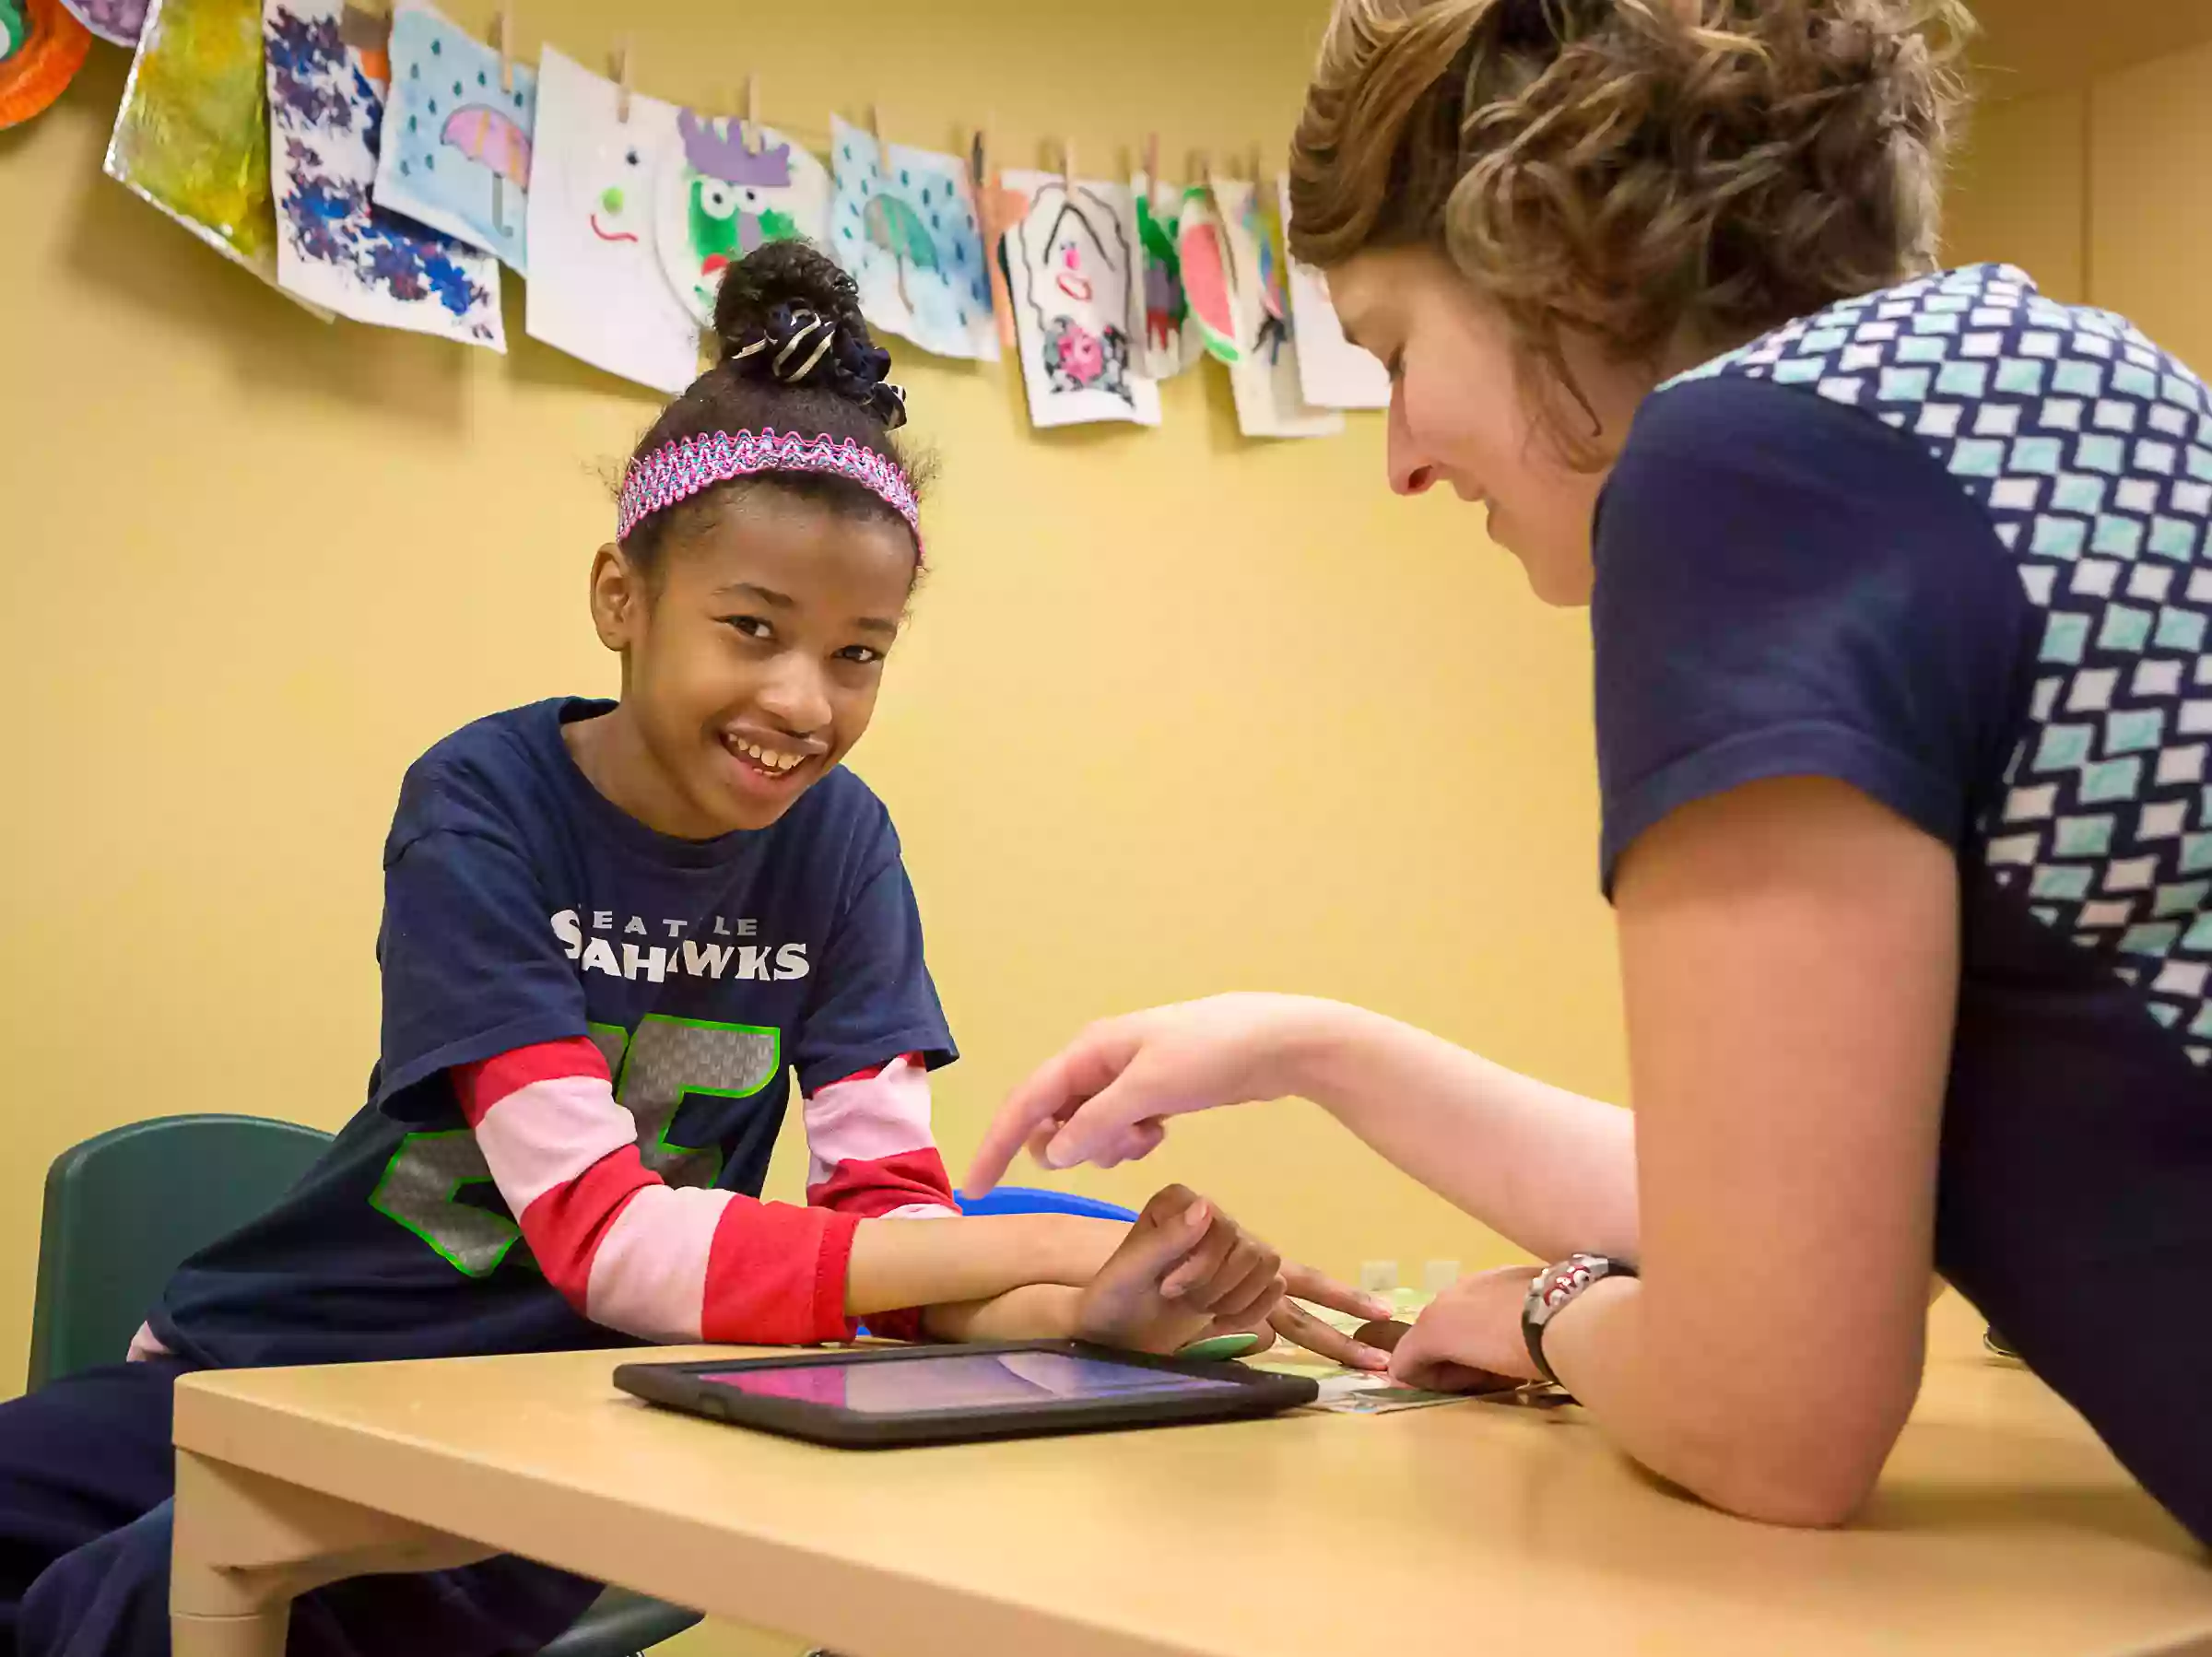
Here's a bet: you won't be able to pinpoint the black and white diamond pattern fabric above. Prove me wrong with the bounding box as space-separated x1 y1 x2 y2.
1672 264 2212 1061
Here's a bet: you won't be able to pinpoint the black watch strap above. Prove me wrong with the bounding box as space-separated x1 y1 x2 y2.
1522 1253 1636 1390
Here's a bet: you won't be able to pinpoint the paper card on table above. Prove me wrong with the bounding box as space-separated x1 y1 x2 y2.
523 46 698 395
1278 174 1388 410
265 0 504 348
105 0 282 288
1217 178 1342 440
370 0 533 273
828 115 996 363
1305 1378 1509 1416
653 110 830 328
1130 171 1199 381
1000 168 1159 429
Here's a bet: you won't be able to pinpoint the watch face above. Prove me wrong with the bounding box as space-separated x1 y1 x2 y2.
1530 1256 1607 1324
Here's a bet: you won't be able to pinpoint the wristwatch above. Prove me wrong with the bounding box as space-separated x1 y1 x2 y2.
1522 1253 1637 1390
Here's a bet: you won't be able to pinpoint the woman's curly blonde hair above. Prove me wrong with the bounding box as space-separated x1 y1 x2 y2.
1289 0 1976 459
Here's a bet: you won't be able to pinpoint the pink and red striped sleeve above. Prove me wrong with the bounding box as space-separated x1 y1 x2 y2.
453 1038 858 1346
802 1052 959 1342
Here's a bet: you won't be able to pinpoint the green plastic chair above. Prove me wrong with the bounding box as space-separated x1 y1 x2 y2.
29 1113 701 1657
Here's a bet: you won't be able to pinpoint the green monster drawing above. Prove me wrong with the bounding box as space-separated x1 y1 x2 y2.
688 176 796 273
675 112 801 314
1136 189 1187 354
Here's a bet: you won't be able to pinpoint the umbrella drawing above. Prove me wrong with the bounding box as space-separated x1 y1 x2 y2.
863 193 938 272
442 101 531 186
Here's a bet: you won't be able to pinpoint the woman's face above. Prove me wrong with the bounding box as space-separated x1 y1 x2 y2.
1327 247 1656 608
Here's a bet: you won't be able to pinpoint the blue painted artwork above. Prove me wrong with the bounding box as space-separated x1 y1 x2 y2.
828 114 996 363
369 0 533 273
264 0 503 347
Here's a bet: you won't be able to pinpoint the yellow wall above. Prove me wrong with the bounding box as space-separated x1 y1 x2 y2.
1944 37 2212 373
0 0 1621 1406
6 5 2204 1653
1944 86 2088 301
2085 40 2212 371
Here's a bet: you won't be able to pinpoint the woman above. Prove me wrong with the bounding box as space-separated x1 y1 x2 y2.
968 0 2212 1542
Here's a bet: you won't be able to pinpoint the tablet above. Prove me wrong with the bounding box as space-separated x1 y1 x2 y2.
613 1341 1320 1448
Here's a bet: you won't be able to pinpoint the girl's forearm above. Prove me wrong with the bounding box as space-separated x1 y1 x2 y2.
1281 1000 1640 1263
843 1214 1126 1317
919 1284 1084 1343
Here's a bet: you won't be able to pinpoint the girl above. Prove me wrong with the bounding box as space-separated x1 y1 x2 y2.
970 0 2212 1545
0 243 1379 1657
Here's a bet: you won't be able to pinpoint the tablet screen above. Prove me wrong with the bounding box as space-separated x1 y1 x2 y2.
698 1350 1246 1416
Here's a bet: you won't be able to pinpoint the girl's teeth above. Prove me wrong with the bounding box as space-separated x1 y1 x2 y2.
732 737 801 772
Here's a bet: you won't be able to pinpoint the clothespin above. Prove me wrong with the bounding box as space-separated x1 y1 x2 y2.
612 36 632 123
744 71 760 147
1061 136 1076 193
1144 130 1159 190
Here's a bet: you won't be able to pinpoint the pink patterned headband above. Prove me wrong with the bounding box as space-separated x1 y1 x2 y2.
617 429 924 558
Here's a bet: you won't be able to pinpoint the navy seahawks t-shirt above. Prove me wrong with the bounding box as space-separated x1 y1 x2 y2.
153 698 955 1369
1594 264 2212 1545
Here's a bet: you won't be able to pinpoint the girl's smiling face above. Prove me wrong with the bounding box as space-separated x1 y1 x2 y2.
579 490 917 838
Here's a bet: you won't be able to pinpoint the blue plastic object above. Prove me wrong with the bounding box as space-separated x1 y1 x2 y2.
852 1188 1142 1341
954 1186 1139 1222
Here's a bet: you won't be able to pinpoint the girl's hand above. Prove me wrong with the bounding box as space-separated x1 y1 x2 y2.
966 994 1330 1193
1387 1265 1545 1393
1073 1185 1288 1354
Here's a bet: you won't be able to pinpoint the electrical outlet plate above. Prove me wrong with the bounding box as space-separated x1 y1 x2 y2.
1422 1259 1462 1295
1359 1260 1399 1297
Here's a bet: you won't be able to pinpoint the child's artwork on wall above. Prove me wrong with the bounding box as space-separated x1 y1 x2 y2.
969 132 1019 353
1130 172 1197 382
370 0 533 274
1175 182 1242 365
1277 175 1388 410
1001 169 1159 429
265 0 504 348
523 46 698 396
1218 179 1341 440
59 0 147 46
828 114 996 363
0 0 90 131
103 0 276 283
654 111 830 328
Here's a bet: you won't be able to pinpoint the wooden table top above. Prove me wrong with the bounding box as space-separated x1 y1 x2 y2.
171 1297 2212 1657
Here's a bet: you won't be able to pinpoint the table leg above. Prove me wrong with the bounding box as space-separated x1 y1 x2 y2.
171 1451 493 1657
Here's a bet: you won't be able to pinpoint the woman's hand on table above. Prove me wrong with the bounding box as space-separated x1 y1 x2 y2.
1387 1265 1545 1393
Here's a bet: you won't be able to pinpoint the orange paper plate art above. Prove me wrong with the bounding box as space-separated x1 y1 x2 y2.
0 0 93 131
